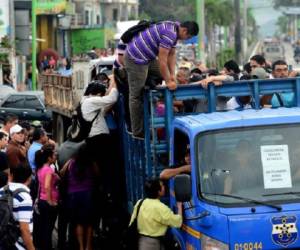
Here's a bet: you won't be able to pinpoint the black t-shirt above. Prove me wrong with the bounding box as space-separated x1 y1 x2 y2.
0 151 9 171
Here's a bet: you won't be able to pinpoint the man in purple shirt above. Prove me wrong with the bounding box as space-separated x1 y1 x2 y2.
124 21 199 138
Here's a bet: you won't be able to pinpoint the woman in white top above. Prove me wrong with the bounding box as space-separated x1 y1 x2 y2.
81 79 118 168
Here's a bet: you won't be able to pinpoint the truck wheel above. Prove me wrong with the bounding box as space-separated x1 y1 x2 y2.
56 114 65 145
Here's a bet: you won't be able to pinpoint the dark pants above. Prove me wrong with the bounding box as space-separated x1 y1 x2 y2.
57 200 69 250
124 53 161 137
113 68 131 132
34 200 58 250
86 133 111 172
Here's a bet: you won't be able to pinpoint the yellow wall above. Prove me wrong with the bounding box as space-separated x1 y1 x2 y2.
37 16 55 52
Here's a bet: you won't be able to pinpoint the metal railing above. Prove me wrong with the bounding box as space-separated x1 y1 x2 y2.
122 77 300 205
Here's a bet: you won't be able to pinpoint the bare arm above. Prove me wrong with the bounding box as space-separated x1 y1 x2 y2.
107 75 116 93
19 222 35 250
160 165 191 180
45 173 55 205
196 75 234 89
59 159 71 176
158 47 177 90
118 54 124 67
223 176 232 195
167 48 176 79
176 202 183 216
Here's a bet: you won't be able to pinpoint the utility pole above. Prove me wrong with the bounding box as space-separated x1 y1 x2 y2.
32 0 37 90
196 0 205 62
234 0 242 64
8 0 16 88
125 0 129 21
243 0 248 61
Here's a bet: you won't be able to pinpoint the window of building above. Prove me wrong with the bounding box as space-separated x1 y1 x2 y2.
113 8 118 21
85 10 89 25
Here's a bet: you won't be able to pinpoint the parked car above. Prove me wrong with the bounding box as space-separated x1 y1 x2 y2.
0 91 52 132
0 85 16 103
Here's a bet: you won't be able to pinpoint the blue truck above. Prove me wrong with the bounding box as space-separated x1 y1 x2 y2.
122 77 300 250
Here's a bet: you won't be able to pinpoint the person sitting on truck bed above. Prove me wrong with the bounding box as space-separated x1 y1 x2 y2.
58 57 72 77
268 60 295 108
250 54 269 73
173 67 197 114
130 178 182 250
193 60 237 112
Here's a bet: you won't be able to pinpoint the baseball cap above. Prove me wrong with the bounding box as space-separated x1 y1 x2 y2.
10 124 24 136
251 67 269 79
31 120 42 128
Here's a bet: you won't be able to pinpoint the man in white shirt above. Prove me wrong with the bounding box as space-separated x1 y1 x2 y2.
0 165 34 250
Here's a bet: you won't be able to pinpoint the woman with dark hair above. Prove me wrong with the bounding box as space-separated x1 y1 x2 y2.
3 68 14 88
60 143 99 250
34 143 59 250
81 79 118 170
58 57 72 76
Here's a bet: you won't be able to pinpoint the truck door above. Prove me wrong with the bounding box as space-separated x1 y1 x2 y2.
169 129 197 249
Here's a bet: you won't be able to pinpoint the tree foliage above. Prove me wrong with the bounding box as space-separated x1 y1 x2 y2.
205 0 234 27
276 15 289 33
139 0 235 25
138 0 196 21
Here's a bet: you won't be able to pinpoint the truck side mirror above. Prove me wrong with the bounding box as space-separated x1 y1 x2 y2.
174 174 191 202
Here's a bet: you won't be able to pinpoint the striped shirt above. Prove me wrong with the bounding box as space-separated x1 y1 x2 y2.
126 21 179 65
0 183 33 250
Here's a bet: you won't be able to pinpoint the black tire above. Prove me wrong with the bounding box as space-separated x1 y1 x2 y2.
52 112 72 145
56 114 65 145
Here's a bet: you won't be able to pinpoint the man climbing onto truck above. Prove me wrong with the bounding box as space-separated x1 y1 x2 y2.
124 21 199 138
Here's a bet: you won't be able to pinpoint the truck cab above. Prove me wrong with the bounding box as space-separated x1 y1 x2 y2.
171 109 300 250
123 78 300 249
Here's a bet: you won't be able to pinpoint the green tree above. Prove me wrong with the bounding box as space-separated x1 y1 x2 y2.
276 16 289 33
139 0 196 21
205 0 234 65
0 8 3 26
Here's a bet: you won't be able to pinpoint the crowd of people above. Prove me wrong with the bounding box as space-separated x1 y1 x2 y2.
39 56 73 77
0 18 299 250
0 112 112 250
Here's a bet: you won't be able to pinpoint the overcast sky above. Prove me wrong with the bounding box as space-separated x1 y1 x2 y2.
249 0 282 37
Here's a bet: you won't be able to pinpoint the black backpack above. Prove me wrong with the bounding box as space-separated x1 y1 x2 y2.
67 103 100 142
0 186 29 249
121 20 155 43
120 199 145 250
